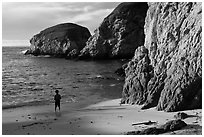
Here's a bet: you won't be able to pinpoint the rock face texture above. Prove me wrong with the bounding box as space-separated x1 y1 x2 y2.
26 23 91 58
122 2 202 112
79 2 148 59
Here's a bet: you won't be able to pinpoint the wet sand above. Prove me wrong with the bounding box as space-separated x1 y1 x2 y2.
2 99 202 135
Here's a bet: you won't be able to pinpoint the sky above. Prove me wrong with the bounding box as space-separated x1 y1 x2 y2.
2 2 120 46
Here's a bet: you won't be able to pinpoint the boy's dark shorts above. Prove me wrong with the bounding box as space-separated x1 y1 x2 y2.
55 101 60 107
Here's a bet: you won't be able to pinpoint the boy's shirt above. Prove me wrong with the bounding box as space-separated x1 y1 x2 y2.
54 94 61 101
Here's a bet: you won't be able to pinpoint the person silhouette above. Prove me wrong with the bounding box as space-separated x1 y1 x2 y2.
54 90 61 112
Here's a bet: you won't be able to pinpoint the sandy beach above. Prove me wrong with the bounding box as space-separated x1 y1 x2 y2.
2 98 202 135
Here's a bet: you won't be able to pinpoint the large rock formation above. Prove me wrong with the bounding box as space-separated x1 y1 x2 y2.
122 2 202 112
79 2 148 59
26 23 91 58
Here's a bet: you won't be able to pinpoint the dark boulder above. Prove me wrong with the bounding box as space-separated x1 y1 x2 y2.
160 119 187 132
26 23 91 58
115 63 128 77
138 127 165 135
126 119 187 135
174 112 189 120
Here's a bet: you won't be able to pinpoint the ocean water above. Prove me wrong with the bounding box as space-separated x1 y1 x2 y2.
2 46 124 109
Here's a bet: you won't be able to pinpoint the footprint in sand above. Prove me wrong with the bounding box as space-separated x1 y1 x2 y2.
27 114 31 119
118 115 123 119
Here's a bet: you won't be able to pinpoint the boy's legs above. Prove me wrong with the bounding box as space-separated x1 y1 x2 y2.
58 102 60 111
55 101 60 112
55 102 57 112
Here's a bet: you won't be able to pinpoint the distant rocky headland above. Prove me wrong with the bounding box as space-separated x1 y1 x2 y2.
25 2 202 112
25 23 91 59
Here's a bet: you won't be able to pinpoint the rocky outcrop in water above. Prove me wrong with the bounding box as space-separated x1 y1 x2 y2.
26 23 91 58
79 2 148 59
122 2 202 112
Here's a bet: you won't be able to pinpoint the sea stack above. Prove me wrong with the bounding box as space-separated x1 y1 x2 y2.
121 2 202 112
79 2 148 59
26 23 91 58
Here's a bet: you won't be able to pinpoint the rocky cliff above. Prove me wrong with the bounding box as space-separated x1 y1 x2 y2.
79 2 148 59
26 23 91 58
121 2 202 112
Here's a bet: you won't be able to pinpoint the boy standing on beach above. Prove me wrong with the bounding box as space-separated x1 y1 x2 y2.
54 90 61 112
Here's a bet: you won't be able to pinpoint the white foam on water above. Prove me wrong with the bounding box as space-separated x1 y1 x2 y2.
110 84 116 87
21 49 29 54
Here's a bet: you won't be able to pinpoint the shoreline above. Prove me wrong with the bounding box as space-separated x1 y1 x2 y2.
2 98 202 135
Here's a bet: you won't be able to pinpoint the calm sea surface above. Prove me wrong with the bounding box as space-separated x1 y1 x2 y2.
2 46 124 109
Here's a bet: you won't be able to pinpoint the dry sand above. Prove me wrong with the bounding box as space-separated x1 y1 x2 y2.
2 99 202 135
